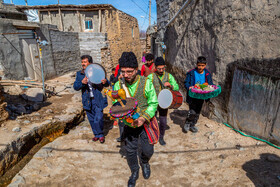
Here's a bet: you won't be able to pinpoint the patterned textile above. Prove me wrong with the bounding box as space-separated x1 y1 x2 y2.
151 72 169 95
144 116 159 144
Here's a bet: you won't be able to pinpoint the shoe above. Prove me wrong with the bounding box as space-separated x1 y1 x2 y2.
190 126 198 133
165 125 170 130
92 137 99 142
140 162 151 179
127 170 139 187
183 123 190 132
99 137 105 144
159 137 166 146
116 137 122 142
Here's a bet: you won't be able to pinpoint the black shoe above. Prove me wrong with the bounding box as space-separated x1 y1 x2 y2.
140 162 151 179
159 138 166 146
190 126 198 133
128 170 139 187
116 137 122 142
183 123 190 132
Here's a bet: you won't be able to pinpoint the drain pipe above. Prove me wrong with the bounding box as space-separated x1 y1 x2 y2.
166 0 194 27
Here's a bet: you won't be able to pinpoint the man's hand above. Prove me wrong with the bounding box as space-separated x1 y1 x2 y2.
82 77 88 84
101 79 107 84
164 82 172 89
132 117 146 127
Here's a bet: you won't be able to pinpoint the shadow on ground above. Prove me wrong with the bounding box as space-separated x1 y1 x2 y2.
242 153 280 187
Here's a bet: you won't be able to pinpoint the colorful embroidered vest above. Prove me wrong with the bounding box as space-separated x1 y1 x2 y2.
151 72 169 96
120 75 149 117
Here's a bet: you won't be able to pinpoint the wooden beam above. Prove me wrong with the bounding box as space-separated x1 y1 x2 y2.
77 10 82 32
48 10 52 24
37 8 109 12
98 9 101 32
38 10 41 22
58 7 64 31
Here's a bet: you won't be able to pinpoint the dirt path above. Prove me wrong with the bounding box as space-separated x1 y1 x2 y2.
8 103 280 187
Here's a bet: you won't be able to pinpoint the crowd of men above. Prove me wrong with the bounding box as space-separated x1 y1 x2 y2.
74 52 213 187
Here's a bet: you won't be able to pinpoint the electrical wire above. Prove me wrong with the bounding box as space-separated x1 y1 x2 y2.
130 0 156 21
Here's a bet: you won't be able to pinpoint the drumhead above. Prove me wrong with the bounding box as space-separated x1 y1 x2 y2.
85 63 106 84
158 89 172 109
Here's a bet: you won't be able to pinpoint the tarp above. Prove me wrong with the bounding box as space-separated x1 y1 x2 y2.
24 9 39 22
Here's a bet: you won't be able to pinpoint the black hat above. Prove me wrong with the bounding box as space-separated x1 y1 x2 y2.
119 52 138 68
155 57 165 66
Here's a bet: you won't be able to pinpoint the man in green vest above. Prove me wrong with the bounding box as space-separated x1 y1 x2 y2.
113 52 158 187
147 57 179 146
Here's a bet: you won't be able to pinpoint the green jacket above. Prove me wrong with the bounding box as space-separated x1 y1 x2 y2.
147 72 179 95
113 75 158 123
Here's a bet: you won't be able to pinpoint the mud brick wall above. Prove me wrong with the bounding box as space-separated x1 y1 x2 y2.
105 9 141 70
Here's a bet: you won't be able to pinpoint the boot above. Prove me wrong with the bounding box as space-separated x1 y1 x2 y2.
127 170 139 187
140 162 151 179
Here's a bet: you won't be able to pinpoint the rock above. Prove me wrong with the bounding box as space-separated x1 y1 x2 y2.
21 88 44 102
6 85 23 95
12 127 21 132
204 131 215 140
266 155 280 163
23 120 31 124
205 124 213 128
235 144 244 151
219 154 227 159
33 112 40 116
45 109 53 114
8 174 26 187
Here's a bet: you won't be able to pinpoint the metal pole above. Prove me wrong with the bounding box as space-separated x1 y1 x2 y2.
166 0 193 27
38 47 45 96
149 0 151 26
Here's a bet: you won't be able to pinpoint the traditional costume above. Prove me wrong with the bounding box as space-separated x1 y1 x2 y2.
147 57 179 145
113 52 158 187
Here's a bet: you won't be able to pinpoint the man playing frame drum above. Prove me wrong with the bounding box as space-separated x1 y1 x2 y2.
113 52 158 187
147 57 179 146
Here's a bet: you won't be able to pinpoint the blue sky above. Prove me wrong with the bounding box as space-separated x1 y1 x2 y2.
4 0 157 31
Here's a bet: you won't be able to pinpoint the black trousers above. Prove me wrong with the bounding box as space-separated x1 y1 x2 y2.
157 107 168 138
186 98 204 127
123 125 154 172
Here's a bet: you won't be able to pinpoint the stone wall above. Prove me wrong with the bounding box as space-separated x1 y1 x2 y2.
156 0 280 143
50 30 81 75
0 19 27 80
105 9 141 70
158 0 280 119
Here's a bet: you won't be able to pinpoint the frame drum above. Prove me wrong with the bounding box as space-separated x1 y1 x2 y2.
85 63 106 84
158 89 183 109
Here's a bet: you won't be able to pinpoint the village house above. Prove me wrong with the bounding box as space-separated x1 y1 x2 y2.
0 2 141 81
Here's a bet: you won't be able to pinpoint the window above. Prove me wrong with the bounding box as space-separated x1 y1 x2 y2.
85 19 93 30
132 27 134 38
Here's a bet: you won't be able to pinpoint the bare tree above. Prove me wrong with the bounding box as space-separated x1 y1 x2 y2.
139 30 146 39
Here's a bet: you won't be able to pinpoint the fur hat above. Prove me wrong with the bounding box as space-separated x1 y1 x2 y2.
155 57 165 66
119 52 138 68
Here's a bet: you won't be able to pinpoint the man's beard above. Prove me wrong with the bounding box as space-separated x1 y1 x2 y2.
125 74 137 84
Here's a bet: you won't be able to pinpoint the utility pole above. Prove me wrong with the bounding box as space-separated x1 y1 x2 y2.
149 0 151 26
25 0 27 6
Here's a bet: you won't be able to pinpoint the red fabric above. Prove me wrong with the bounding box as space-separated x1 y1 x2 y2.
144 117 159 145
114 64 119 77
141 63 155 76
140 65 146 76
